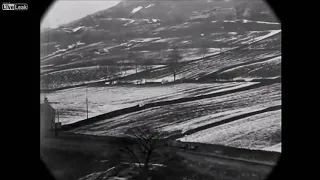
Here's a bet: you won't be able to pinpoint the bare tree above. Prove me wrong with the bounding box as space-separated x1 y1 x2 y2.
120 59 127 75
200 47 209 60
235 2 248 19
168 47 182 82
128 51 138 74
198 46 209 68
118 126 166 179
96 65 104 79
108 61 118 78
142 60 152 71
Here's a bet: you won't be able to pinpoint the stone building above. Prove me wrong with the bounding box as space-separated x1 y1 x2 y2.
40 97 56 137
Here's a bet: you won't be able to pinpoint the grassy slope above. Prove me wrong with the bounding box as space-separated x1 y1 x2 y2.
181 110 281 151
40 29 281 90
42 82 255 125
69 84 280 147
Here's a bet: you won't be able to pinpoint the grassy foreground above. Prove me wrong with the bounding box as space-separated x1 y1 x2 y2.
41 135 277 180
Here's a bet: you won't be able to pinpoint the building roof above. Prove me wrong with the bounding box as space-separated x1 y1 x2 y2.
40 101 55 113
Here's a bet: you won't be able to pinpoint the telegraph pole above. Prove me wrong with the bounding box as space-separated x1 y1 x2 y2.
57 109 59 123
86 88 89 119
201 33 205 59
200 33 204 68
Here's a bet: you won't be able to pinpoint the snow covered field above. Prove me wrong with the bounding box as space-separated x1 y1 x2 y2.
178 110 281 152
70 83 281 141
146 30 277 49
244 32 281 50
217 56 281 80
118 48 280 83
210 30 273 45
157 50 281 82
262 143 281 152
42 82 256 124
41 28 281 90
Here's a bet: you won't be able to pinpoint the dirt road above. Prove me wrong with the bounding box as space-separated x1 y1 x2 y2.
176 151 274 174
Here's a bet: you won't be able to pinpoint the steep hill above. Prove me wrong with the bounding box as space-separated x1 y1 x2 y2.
40 0 281 90
41 0 279 57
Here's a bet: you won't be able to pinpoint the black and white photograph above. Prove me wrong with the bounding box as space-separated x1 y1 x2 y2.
40 0 281 179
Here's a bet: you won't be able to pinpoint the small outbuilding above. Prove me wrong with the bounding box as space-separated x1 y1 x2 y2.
40 97 58 137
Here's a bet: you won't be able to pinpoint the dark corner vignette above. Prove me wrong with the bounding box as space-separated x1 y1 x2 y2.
0 0 57 179
40 1 57 180
39 0 288 180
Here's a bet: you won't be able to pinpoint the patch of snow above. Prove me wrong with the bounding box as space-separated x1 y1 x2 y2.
68 44 76 49
142 19 159 23
268 76 281 79
168 107 265 134
153 37 179 43
201 82 258 95
133 79 146 85
242 19 253 23
228 32 237 35
256 21 280 25
61 28 73 33
152 19 160 23
131 6 143 14
57 49 66 52
242 19 280 25
121 162 165 167
253 30 281 42
232 77 256 82
178 110 281 149
76 41 85 46
225 37 238 42
41 64 54 68
79 167 115 180
72 26 85 32
124 19 135 26
236 30 280 45
213 38 226 42
109 177 128 180
138 102 146 107
262 143 281 152
145 4 154 8
221 56 281 74
134 37 161 43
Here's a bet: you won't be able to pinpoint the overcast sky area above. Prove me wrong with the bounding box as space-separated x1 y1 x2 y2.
41 0 120 29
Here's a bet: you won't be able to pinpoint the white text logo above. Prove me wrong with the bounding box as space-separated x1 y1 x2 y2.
2 2 28 11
